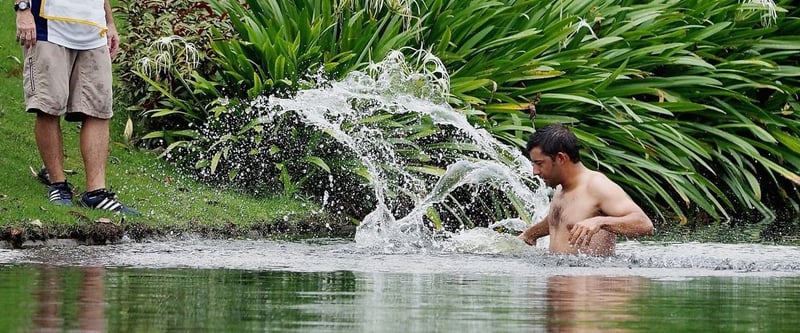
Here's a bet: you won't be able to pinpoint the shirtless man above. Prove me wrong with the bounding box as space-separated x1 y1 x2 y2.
519 124 653 256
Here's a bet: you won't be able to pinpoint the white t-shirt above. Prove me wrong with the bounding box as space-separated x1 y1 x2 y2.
39 0 107 50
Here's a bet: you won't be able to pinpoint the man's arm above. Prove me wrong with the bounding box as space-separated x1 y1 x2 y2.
568 174 653 247
518 218 549 246
104 0 119 58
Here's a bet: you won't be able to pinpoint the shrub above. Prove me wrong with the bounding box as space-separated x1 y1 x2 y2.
125 0 800 225
114 0 237 148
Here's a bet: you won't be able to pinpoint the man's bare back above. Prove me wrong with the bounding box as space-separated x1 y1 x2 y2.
518 124 653 256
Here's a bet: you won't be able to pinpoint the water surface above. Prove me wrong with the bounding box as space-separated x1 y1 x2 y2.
1 239 799 332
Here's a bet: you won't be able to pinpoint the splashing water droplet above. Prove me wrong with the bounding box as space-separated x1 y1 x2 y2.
261 50 551 253
195 49 551 253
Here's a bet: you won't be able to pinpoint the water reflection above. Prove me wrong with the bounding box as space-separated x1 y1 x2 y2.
0 264 797 333
78 267 106 332
546 275 646 332
33 266 61 331
32 265 106 333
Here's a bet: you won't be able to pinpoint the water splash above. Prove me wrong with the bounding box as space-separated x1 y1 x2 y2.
354 160 549 252
261 50 549 252
443 226 538 255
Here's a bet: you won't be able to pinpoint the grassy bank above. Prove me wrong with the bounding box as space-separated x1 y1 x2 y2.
0 10 351 246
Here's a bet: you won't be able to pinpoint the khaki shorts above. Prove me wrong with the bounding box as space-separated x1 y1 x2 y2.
23 41 113 121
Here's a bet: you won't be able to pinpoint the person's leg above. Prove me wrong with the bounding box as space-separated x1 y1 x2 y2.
67 44 112 192
78 124 139 214
24 42 74 204
71 46 139 215
35 109 73 206
80 116 110 192
34 112 66 184
25 42 72 186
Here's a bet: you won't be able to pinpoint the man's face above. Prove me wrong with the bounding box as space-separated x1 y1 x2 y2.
529 147 561 187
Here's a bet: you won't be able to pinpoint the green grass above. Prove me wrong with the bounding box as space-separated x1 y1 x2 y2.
0 12 341 241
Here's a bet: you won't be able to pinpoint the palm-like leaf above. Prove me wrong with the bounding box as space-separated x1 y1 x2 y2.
149 0 800 225
406 0 800 222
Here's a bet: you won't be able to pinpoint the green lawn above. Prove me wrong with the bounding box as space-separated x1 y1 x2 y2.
0 10 347 244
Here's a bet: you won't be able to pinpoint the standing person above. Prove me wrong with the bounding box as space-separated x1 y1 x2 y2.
15 0 139 215
518 124 652 255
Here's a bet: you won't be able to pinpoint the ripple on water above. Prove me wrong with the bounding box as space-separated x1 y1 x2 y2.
0 249 24 263
616 241 800 272
6 238 800 278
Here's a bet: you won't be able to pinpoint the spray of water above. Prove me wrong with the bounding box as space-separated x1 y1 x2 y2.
239 50 550 253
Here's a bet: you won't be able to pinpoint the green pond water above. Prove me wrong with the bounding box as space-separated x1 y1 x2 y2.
1 239 799 332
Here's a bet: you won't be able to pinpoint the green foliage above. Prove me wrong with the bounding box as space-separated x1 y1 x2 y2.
181 101 373 218
114 0 236 147
186 45 540 227
129 0 800 225
401 0 800 222
207 0 419 98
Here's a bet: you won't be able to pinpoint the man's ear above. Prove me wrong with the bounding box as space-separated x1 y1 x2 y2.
555 152 568 164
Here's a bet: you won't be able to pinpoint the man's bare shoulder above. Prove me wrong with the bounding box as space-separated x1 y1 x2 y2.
584 169 617 188
583 170 627 199
583 169 648 219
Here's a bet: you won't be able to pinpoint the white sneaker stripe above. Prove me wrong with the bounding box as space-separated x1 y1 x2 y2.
97 198 122 211
98 198 111 209
48 188 72 201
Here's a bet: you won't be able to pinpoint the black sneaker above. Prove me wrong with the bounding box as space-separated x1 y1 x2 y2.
35 166 51 185
47 182 74 206
79 189 141 216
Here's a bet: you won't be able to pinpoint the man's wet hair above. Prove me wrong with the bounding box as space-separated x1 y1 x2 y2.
526 124 581 162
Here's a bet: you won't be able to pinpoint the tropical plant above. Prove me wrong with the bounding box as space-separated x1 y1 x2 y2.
430 0 800 223
206 0 420 99
196 0 486 224
128 0 800 226
114 0 236 148
187 48 530 226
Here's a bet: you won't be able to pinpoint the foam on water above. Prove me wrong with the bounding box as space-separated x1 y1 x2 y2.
0 249 23 261
7 239 799 277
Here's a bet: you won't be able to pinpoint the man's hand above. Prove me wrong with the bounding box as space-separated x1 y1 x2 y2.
518 232 536 246
16 11 36 48
518 219 549 246
106 23 119 59
567 217 604 247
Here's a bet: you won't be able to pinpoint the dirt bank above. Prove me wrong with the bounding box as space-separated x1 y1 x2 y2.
1 213 356 248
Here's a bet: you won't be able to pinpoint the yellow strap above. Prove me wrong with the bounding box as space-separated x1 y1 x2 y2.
39 0 108 36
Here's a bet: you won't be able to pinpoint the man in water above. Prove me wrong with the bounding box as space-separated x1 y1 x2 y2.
519 124 653 256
